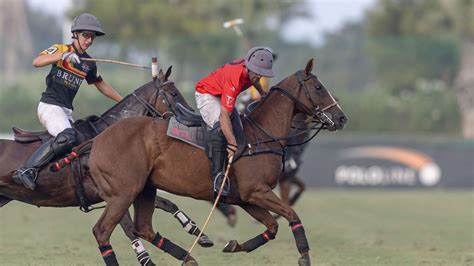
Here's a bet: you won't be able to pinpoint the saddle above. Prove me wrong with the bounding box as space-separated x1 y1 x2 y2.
12 115 100 144
11 127 50 143
167 103 246 160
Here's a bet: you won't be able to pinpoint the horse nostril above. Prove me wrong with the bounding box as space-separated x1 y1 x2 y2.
340 116 347 124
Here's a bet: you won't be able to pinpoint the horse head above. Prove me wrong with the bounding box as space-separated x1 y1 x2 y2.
155 66 194 115
77 67 191 140
272 59 347 131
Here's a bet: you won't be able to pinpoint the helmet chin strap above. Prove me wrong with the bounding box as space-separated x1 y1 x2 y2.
73 32 85 53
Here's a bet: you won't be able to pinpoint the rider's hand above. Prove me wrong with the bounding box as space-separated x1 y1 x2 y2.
227 143 237 159
61 52 81 64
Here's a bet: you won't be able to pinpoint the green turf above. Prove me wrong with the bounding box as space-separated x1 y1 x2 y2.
0 190 472 265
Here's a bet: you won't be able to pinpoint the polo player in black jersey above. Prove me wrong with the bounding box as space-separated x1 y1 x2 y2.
12 13 123 190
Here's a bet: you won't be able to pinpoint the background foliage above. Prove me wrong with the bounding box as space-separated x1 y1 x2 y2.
1 0 471 137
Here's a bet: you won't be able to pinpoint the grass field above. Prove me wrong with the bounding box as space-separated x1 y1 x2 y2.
0 190 472 266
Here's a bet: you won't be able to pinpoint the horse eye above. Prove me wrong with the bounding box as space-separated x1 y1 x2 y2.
315 85 322 90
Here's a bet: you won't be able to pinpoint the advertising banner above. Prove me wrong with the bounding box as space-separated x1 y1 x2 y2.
298 136 474 189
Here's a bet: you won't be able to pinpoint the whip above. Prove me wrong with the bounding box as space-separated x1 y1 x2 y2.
186 156 234 257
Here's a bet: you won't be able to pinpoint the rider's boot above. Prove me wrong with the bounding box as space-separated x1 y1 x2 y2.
211 124 230 196
12 128 78 190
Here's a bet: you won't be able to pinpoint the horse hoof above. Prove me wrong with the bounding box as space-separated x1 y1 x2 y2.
298 252 311 266
222 240 239 253
182 257 198 266
198 235 214 248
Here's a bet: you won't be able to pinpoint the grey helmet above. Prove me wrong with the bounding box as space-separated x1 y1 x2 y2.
245 47 274 77
71 13 105 36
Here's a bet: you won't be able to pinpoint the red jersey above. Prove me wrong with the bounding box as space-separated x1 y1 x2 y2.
196 59 252 112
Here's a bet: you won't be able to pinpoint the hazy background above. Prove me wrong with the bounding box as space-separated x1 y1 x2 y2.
0 1 473 265
1 0 472 139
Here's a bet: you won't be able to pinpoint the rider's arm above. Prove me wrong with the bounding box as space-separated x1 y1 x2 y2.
32 53 63 67
253 80 266 97
94 80 123 103
219 108 237 146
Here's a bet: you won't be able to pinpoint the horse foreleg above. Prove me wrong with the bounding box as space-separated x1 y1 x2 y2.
222 204 277 253
93 197 135 266
155 195 213 247
216 203 237 227
134 187 197 266
246 185 311 266
119 211 155 266
288 175 306 206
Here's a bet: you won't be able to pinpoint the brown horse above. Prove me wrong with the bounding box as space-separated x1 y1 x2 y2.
85 59 347 265
243 103 316 215
0 68 213 265
278 113 313 212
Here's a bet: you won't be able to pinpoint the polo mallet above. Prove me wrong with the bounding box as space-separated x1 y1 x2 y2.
223 18 244 37
186 155 234 257
81 57 159 80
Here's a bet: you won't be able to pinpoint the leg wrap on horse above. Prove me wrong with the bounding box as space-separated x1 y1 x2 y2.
241 230 276 252
98 245 118 266
151 233 188 260
132 238 155 266
289 221 310 253
173 210 199 235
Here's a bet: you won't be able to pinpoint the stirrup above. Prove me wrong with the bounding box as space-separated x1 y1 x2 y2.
213 172 230 196
12 168 38 190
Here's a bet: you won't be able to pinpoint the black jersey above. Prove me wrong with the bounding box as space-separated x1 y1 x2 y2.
39 43 102 110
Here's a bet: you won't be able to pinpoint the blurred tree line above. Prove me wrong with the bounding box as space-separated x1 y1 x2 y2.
1 0 471 138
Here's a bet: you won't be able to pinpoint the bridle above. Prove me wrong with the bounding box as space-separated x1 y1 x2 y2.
272 70 338 127
131 80 177 119
242 70 339 158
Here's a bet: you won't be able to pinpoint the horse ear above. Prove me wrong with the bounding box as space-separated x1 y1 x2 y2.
159 69 165 81
305 58 314 75
165 66 172 81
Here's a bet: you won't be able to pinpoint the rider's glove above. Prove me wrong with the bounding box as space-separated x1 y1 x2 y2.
61 52 81 64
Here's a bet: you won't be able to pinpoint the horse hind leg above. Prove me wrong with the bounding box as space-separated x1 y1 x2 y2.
119 211 155 266
288 175 306 206
223 204 278 254
245 185 311 266
135 187 198 266
93 196 136 266
154 195 213 247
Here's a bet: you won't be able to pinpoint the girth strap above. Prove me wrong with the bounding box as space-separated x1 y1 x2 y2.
69 141 105 213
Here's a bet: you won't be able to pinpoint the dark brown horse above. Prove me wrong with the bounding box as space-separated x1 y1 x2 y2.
0 68 212 266
85 59 347 265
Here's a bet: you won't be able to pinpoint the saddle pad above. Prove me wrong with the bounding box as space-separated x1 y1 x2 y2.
167 117 206 150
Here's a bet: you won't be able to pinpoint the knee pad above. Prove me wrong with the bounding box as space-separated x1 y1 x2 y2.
51 128 78 155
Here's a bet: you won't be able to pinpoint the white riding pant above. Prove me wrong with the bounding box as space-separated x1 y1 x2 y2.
195 91 222 129
37 102 74 137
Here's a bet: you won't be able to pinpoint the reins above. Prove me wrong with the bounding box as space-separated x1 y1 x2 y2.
241 71 338 157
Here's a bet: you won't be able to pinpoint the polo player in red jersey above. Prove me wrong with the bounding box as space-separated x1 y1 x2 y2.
194 47 275 195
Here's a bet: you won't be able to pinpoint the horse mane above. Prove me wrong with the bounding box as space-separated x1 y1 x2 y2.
74 80 159 141
245 72 296 119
